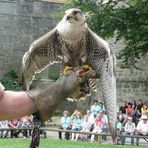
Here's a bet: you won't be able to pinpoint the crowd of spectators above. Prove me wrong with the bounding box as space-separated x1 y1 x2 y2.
59 99 148 145
0 98 147 146
0 115 33 138
58 100 108 143
116 100 148 145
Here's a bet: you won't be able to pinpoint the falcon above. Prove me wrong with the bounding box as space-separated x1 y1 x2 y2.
22 8 117 141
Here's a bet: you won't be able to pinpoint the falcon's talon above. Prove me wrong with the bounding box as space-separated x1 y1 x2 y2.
63 66 73 75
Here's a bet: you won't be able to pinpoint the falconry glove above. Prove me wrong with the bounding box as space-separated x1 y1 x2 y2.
27 68 96 123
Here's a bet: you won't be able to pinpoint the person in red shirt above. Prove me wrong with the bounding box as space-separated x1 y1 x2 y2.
8 119 21 138
122 103 134 125
90 114 104 142
126 103 134 116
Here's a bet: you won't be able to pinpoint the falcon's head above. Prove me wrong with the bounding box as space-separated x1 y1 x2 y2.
56 8 87 41
64 8 86 25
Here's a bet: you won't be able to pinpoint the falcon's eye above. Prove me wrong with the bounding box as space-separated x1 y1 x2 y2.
73 11 82 15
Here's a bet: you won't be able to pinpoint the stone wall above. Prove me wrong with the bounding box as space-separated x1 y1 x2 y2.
0 0 147 111
0 0 61 76
115 42 148 104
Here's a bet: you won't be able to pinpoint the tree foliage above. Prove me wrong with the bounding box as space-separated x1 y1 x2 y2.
0 69 21 90
63 0 148 69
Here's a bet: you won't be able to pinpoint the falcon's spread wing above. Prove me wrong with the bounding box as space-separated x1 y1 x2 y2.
22 29 62 90
86 28 117 140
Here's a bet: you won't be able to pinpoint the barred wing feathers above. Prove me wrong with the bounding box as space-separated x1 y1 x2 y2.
22 29 62 90
86 28 117 140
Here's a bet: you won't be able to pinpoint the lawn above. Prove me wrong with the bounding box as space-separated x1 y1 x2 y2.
0 139 146 148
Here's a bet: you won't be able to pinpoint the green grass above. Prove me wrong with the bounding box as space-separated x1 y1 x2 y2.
0 139 146 148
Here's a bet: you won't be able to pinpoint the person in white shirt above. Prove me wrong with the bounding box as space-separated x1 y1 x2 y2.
0 120 9 138
121 116 135 145
86 110 95 126
135 115 148 145
81 115 92 140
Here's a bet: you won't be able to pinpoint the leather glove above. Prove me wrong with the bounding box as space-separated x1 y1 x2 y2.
27 68 96 123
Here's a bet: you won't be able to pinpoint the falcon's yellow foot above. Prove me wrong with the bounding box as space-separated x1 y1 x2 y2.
83 64 92 70
63 66 73 75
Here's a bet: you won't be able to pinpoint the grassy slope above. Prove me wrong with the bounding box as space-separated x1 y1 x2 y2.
0 139 146 148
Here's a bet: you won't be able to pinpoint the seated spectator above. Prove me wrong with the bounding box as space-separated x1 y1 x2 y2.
86 110 95 126
80 115 92 140
126 103 134 116
85 110 95 139
132 100 137 111
117 111 124 123
131 100 137 123
98 111 108 141
135 115 148 146
27 115 33 137
0 120 9 138
119 101 127 119
115 118 123 144
21 115 33 138
136 100 143 119
121 116 135 145
71 111 83 141
71 110 78 120
90 100 99 117
97 101 106 113
90 114 104 143
122 103 134 125
117 119 123 132
141 103 148 116
8 119 21 138
59 111 71 140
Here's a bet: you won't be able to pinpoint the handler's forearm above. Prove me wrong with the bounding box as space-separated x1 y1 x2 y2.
0 68 95 122
0 91 37 120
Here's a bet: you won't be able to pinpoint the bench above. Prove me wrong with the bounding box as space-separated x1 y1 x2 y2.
40 127 148 144
0 128 47 138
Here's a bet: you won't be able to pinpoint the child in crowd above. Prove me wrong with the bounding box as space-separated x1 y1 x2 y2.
71 111 83 141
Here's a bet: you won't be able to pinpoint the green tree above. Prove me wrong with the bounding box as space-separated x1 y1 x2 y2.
63 0 148 69
0 69 21 90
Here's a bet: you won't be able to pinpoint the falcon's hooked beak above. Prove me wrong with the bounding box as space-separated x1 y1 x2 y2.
66 11 79 21
65 9 85 23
